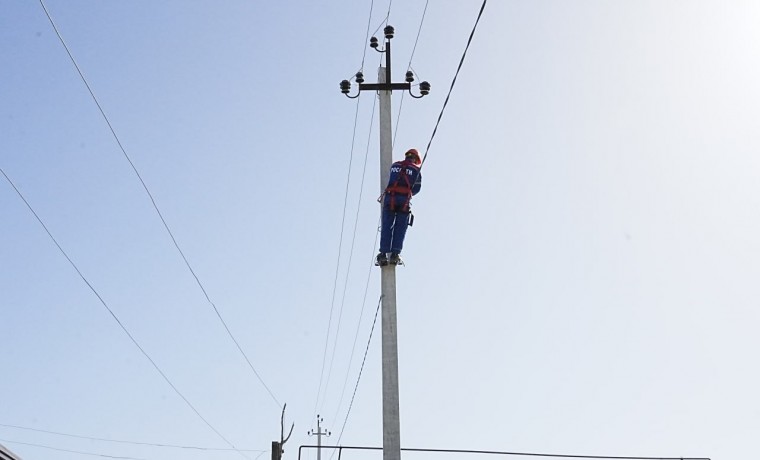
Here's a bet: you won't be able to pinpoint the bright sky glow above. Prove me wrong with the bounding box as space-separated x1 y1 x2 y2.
2 2 758 460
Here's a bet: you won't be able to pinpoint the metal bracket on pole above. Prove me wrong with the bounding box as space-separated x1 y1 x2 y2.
339 26 431 101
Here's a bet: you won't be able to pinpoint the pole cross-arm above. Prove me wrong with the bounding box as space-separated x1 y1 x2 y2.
359 83 411 91
339 25 430 100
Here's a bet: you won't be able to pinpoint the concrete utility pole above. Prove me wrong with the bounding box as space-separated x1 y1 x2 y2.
308 415 331 460
340 26 430 460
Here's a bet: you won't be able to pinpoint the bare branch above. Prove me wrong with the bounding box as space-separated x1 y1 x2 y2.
283 423 294 445
278 403 295 456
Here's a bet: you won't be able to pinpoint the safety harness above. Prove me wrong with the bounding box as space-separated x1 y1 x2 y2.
384 160 417 212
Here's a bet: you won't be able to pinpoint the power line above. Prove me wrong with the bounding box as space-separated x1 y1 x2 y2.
335 12 421 460
1 438 150 460
421 0 487 166
0 423 264 452
393 0 430 147
328 210 382 424
314 95 363 417
37 0 280 410
331 295 382 453
320 86 378 417
328 226 380 426
370 13 391 39
406 1 429 70
312 446 710 460
326 5 427 418
321 0 396 411
359 0 375 70
385 0 394 27
398 448 710 460
0 167 247 460
315 0 384 417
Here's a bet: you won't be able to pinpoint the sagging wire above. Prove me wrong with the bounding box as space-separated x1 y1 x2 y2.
329 295 382 458
392 0 430 148
319 88 378 416
37 0 280 410
314 0 381 419
421 0 487 167
0 168 249 460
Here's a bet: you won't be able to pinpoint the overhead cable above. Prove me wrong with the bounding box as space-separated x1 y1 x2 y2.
406 1 429 69
314 95 363 417
321 0 400 430
331 295 382 453
370 13 391 39
37 0 280 408
1 438 150 460
384 0 394 26
326 109 382 421
0 423 264 452
328 222 381 427
328 4 427 417
314 445 710 460
359 0 375 69
319 91 378 417
421 0 487 166
0 168 247 460
314 0 383 418
393 0 430 147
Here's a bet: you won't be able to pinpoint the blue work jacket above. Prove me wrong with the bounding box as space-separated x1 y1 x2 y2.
383 160 422 211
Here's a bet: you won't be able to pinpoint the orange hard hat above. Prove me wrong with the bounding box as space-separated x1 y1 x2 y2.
405 148 421 165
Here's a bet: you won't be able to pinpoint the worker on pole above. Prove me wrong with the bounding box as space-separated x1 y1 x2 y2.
376 148 423 266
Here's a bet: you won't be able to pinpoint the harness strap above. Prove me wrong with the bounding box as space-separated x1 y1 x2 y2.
385 161 414 212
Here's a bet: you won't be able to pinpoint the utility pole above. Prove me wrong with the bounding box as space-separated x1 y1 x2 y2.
308 415 331 460
340 26 430 460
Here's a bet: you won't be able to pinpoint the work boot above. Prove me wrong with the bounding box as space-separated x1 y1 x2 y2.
375 252 389 266
389 253 403 266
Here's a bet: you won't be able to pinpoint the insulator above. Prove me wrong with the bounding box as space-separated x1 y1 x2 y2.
370 36 379 48
419 81 431 96
384 25 395 39
405 71 414 83
355 71 365 84
340 80 351 94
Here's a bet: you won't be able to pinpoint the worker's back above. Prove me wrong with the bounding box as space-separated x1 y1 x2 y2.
384 160 422 210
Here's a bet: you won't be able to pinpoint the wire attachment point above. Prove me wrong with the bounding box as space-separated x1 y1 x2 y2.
408 81 430 99
340 79 360 99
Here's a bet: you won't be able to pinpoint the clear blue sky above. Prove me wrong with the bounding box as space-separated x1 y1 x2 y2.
2 1 759 460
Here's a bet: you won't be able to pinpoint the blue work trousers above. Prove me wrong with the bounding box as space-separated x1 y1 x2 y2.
380 208 410 254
